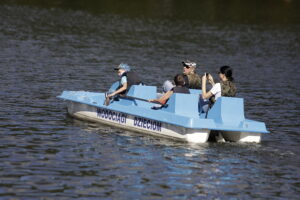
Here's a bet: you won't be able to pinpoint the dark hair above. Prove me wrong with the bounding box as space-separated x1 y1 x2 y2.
219 66 234 81
174 74 185 86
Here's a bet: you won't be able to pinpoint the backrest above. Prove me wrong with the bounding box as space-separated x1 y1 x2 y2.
189 89 202 95
125 85 157 107
162 93 199 117
108 81 120 93
127 85 157 99
207 97 245 126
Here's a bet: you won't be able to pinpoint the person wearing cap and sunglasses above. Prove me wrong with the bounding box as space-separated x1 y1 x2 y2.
182 60 201 90
107 63 142 98
162 60 201 93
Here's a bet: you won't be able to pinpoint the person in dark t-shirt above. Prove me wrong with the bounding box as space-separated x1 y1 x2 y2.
149 74 190 105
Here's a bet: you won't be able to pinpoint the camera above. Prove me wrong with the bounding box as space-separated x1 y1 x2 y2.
205 72 210 77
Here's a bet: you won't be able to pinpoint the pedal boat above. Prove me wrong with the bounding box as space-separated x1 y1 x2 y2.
58 84 268 143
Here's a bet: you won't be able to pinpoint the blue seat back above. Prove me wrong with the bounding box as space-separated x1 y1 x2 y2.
124 85 157 107
189 89 202 95
207 97 245 126
108 81 119 93
127 85 157 99
163 93 199 117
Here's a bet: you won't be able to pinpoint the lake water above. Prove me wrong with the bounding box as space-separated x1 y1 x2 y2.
0 0 299 199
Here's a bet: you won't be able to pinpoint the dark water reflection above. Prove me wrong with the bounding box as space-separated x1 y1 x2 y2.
2 0 299 24
0 1 299 199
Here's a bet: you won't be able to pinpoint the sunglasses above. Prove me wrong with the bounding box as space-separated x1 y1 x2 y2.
183 65 191 69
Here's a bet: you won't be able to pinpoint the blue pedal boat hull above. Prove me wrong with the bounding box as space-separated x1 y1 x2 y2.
58 85 268 143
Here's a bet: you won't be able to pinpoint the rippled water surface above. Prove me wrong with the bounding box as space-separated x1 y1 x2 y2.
0 0 299 199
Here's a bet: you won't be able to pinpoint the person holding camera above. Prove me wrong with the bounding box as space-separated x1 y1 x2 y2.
200 65 237 112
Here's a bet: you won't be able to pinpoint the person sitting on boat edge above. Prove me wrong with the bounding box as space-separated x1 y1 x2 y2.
163 60 201 92
200 65 237 112
107 63 143 98
150 74 190 105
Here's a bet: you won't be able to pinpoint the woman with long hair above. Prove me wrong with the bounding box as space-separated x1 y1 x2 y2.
201 65 237 112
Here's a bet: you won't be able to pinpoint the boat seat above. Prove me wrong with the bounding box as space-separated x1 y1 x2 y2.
108 81 119 93
207 97 245 126
163 93 200 117
189 89 202 95
127 85 157 100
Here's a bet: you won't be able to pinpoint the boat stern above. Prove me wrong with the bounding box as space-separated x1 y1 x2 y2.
206 97 269 143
